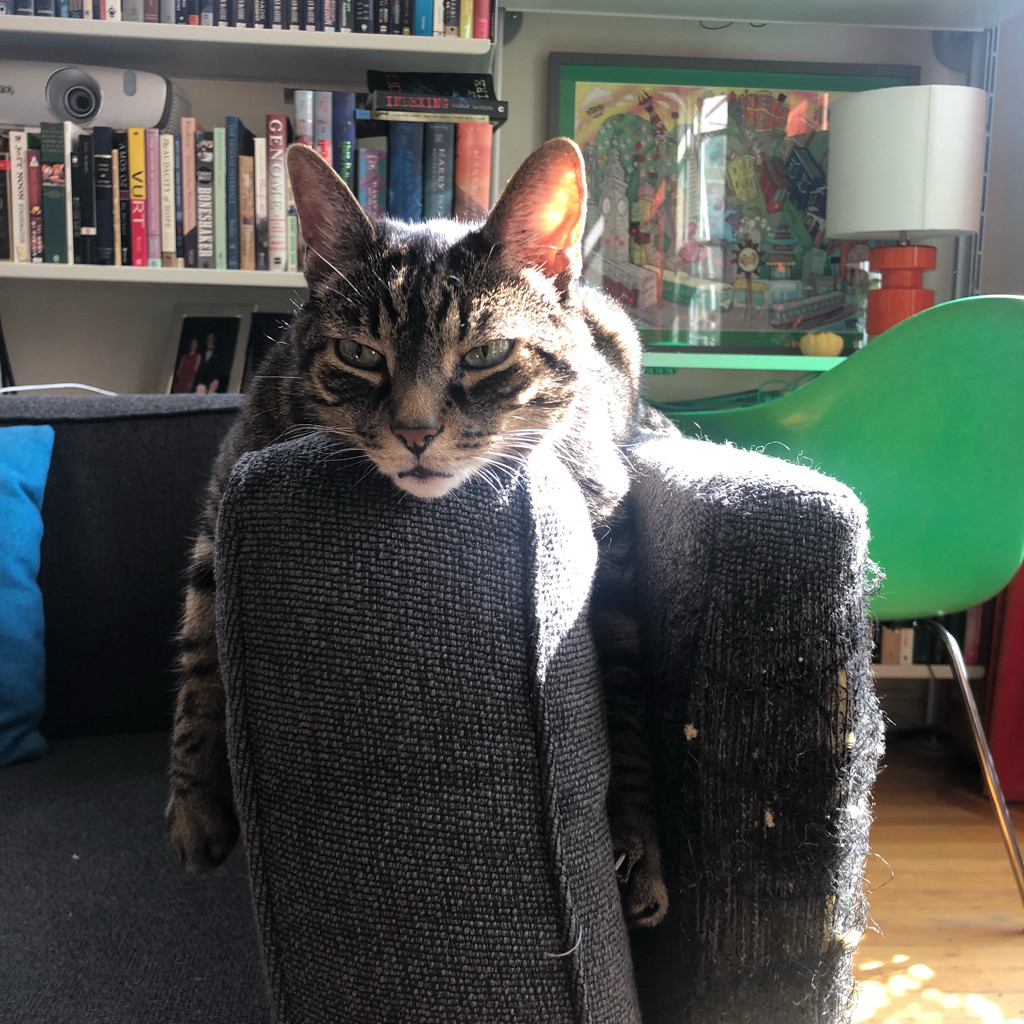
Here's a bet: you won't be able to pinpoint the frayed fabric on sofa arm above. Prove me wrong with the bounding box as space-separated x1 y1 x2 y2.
213 428 881 1024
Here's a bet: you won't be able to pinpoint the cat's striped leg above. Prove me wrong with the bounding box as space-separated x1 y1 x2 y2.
165 524 238 872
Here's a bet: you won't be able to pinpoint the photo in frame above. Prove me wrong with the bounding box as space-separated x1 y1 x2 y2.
548 55 920 353
241 309 294 392
164 305 250 395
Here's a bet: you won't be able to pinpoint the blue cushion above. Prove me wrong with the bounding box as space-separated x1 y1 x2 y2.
0 425 54 766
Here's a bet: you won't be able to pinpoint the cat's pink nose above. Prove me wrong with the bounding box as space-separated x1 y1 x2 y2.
392 425 440 454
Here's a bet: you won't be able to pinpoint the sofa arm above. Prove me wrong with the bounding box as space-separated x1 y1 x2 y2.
628 433 882 1024
214 434 641 1024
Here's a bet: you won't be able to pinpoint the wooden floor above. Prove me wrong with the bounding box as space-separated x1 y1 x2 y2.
853 734 1024 1024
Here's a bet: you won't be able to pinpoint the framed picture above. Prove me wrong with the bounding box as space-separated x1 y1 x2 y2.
241 309 295 392
548 55 920 354
164 305 250 395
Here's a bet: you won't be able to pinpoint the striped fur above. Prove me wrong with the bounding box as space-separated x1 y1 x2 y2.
166 140 668 926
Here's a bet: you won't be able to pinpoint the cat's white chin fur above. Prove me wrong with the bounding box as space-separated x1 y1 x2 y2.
390 471 468 500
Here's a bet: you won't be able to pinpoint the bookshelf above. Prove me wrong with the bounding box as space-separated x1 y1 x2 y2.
0 262 306 289
0 19 493 84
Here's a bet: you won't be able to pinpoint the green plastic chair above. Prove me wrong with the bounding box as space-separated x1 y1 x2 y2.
662 294 1024 907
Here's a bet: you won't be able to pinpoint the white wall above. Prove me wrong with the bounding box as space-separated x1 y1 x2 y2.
2 15 979 396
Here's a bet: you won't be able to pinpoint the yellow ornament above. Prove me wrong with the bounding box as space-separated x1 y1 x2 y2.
799 331 844 357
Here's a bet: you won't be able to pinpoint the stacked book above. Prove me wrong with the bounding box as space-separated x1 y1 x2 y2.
0 72 507 267
1 0 493 35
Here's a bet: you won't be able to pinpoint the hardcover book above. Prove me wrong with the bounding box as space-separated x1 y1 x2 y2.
225 116 254 270
387 121 424 222
27 145 44 263
213 126 227 270
266 113 289 271
352 0 370 30
453 121 492 222
369 91 507 125
254 135 269 270
294 90 314 147
422 121 454 219
92 126 116 265
356 136 387 218
314 92 333 165
114 130 132 265
77 131 98 264
194 129 215 269
145 127 162 267
331 91 358 188
41 122 70 263
160 132 176 266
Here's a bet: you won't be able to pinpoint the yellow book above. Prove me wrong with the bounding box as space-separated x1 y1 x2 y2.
127 127 147 267
458 0 471 37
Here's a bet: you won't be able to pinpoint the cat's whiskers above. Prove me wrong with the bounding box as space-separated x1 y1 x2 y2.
307 242 365 298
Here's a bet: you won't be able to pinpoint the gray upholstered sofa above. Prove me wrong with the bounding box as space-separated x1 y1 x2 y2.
1 393 882 1024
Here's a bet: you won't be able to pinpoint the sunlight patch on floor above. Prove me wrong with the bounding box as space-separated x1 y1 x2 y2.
854 956 1023 1024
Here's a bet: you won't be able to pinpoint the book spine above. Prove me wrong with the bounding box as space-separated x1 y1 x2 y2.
323 0 334 28
9 131 31 264
70 146 81 263
40 123 68 264
286 171 298 271
122 0 142 17
239 151 255 270
432 0 443 34
0 133 10 262
374 0 386 30
172 134 183 264
180 118 197 268
13 0 35 12
225 116 241 270
114 131 131 265
294 90 314 147
35 0 56 13
104 0 122 17
453 121 491 221
254 136 268 270
144 127 161 266
144 0 157 19
442 0 458 36
111 149 123 265
159 0 173 19
338 0 351 29
77 130 98 263
387 121 424 222
457 0 469 36
194 130 215 269
423 121 454 219
314 91 333 164
352 0 369 31
356 143 387 217
266 114 288 271
92 127 115 265
160 132 176 265
331 91 357 190
412 0 428 33
370 91 507 124
471 0 487 37
213 126 226 270
27 147 44 263
63 122 81 262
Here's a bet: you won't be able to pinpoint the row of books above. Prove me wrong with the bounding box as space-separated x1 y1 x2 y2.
0 113 493 268
1 0 492 35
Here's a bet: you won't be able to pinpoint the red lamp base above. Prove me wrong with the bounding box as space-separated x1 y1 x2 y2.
866 245 937 337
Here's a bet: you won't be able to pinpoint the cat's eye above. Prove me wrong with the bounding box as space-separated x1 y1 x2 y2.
462 339 513 370
335 338 385 371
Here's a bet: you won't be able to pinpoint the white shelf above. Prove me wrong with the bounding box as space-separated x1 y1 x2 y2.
642 351 844 372
506 0 1024 31
872 663 985 680
0 19 492 86
0 262 307 289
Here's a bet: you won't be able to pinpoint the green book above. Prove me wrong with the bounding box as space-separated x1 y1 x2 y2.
40 122 68 264
213 126 227 271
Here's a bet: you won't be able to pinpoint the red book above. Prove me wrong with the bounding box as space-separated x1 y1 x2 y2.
453 122 492 221
472 0 489 39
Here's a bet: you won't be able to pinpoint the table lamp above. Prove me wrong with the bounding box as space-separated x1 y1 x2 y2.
826 84 987 337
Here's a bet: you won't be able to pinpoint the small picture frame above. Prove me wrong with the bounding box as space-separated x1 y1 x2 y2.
241 309 295 392
164 305 251 395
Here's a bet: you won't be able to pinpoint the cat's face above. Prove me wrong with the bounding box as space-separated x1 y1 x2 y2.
286 139 593 500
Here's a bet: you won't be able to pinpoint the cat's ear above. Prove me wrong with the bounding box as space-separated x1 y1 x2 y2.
286 143 375 283
483 137 587 286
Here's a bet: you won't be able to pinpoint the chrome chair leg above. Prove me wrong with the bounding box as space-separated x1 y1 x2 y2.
920 618 1024 911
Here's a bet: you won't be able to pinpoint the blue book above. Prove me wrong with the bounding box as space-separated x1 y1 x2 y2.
224 116 253 271
331 91 358 190
387 122 423 222
173 133 184 263
423 122 454 219
412 0 430 33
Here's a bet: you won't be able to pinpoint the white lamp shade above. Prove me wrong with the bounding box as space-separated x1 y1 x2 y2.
826 84 987 240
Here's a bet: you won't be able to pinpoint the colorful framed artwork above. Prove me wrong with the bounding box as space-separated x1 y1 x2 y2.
549 55 919 354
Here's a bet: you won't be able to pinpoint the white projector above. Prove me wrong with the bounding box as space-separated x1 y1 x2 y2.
0 61 191 131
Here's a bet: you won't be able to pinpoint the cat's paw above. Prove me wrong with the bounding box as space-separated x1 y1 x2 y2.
613 830 669 928
166 791 239 873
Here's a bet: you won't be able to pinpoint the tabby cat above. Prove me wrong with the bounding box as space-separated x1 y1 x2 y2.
166 138 669 927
